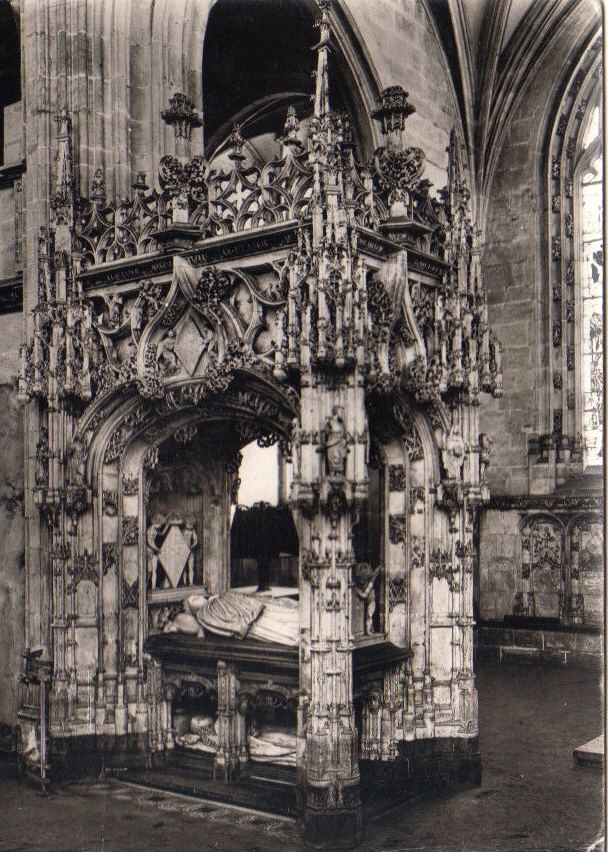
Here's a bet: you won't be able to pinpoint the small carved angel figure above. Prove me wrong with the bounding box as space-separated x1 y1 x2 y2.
107 293 124 328
155 329 178 374
129 297 145 340
35 427 51 487
146 516 167 590
442 424 466 480
200 324 214 353
67 436 87 485
354 563 382 635
479 432 493 481
183 519 198 586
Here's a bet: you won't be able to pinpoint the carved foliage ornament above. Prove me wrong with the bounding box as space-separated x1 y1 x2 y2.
122 473 139 495
103 490 119 516
158 339 259 413
388 577 407 611
102 542 119 574
429 548 459 591
371 146 426 207
158 154 208 203
148 466 202 495
393 404 424 461
388 514 407 544
388 464 406 492
71 552 98 586
161 92 203 141
367 274 395 339
103 403 150 463
194 266 235 310
300 551 320 586
404 355 441 404
122 516 139 546
122 577 139 609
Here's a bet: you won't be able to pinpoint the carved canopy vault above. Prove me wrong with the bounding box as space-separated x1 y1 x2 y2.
19 2 502 845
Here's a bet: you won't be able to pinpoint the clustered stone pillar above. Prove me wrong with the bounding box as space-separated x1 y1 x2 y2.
214 661 246 783
294 398 365 845
288 9 367 841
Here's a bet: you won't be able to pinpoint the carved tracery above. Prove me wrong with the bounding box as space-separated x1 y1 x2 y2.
18 1 505 837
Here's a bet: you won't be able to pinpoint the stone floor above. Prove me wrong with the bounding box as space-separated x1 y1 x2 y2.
0 658 604 852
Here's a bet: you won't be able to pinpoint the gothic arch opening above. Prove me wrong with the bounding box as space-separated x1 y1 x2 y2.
81 367 299 662
202 0 374 160
546 44 603 467
230 441 300 592
576 97 603 467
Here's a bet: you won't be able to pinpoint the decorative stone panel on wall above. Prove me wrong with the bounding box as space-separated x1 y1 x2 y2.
519 515 563 618
480 501 603 628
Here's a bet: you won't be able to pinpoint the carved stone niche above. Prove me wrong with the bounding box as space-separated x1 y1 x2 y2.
144 423 238 601
145 464 205 594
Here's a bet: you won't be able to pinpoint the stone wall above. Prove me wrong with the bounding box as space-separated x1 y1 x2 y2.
479 98 547 497
479 0 601 496
478 509 520 622
476 2 603 649
345 0 462 183
4 100 23 167
0 304 24 729
0 379 24 730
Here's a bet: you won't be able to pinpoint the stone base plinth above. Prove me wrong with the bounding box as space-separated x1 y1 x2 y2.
574 735 604 765
31 732 481 848
42 733 149 781
303 781 362 848
360 735 481 812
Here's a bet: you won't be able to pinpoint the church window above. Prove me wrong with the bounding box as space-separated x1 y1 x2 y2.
578 108 603 465
547 49 603 468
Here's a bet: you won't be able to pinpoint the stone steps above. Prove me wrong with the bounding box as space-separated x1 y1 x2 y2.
574 735 604 765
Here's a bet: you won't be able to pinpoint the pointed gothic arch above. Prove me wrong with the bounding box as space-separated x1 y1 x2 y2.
546 39 603 466
202 0 379 160
18 3 505 841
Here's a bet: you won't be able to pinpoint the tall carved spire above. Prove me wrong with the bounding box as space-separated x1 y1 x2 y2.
313 0 332 119
50 108 75 237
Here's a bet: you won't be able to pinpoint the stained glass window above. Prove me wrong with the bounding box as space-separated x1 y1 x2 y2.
579 106 603 466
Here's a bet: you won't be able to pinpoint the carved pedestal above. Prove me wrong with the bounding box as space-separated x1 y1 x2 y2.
214 661 245 782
